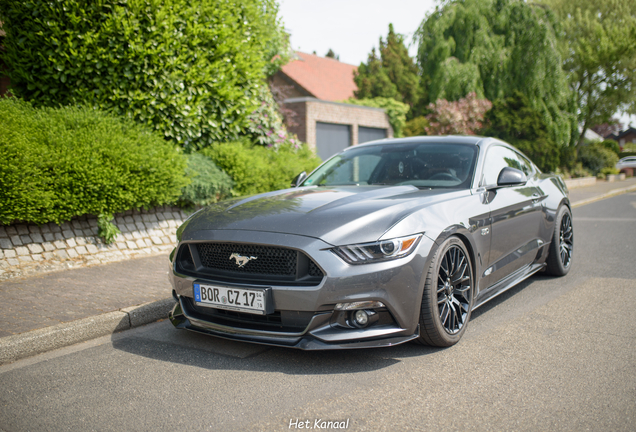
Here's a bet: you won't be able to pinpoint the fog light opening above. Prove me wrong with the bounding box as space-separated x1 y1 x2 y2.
350 309 378 328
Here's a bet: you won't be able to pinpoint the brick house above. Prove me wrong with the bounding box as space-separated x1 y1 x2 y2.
607 127 636 150
271 52 392 160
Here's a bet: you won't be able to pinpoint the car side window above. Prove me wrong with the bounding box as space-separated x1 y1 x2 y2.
481 146 530 186
314 154 381 185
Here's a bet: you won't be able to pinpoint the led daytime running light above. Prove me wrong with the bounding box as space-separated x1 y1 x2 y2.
333 234 422 264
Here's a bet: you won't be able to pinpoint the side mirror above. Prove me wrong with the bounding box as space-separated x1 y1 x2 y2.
291 171 307 188
497 167 527 187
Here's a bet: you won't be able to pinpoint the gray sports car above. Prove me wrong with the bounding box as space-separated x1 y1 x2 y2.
168 136 573 349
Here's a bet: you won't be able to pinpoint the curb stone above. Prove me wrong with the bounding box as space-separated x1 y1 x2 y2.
0 298 175 365
571 183 636 208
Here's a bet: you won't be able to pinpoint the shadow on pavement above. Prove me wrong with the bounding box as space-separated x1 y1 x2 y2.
110 273 562 375
110 326 444 376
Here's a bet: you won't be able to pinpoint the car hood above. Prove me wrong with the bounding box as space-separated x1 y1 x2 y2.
179 186 464 245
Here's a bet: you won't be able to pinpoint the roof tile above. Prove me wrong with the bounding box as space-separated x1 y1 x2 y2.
280 52 358 101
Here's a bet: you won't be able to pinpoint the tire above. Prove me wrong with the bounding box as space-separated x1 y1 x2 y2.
416 236 474 347
545 205 573 276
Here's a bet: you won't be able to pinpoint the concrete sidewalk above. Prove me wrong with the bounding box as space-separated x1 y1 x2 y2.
568 176 636 207
1 177 635 364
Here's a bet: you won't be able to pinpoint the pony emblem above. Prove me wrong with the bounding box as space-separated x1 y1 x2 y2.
229 253 257 268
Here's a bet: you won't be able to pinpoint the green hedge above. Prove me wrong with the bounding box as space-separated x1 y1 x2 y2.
178 153 233 209
577 142 619 175
0 0 287 150
619 151 636 159
0 98 187 225
202 140 322 197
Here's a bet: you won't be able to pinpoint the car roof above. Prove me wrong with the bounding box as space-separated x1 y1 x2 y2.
347 135 484 149
343 135 512 154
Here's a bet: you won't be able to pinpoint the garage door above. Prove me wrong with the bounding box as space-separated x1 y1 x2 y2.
358 126 387 144
316 122 351 160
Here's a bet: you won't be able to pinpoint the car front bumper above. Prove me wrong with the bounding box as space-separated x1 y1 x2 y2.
168 230 435 350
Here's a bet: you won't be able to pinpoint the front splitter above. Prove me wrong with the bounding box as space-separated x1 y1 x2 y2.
169 300 419 350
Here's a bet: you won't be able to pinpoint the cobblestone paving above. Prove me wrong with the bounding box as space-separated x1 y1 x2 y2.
0 254 172 337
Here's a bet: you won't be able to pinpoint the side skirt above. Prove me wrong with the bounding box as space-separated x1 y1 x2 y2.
473 262 546 310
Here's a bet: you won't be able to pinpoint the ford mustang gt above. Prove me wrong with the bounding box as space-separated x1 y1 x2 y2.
168 136 573 349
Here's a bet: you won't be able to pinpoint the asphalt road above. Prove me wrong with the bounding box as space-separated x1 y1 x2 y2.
1 193 635 432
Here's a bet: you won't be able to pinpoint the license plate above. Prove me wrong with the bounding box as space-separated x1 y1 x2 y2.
193 283 267 315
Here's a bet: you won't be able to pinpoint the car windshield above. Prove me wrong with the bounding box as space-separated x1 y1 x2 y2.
303 142 478 189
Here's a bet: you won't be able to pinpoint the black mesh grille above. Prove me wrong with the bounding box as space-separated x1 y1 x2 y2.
197 243 297 276
184 297 313 333
308 260 323 277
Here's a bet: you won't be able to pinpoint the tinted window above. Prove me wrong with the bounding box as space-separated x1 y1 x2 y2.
304 142 478 189
481 146 531 186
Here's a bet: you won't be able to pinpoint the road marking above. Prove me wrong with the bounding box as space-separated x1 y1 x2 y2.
573 217 636 222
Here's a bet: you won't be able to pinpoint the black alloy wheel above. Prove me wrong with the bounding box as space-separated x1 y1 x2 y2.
545 206 573 276
417 236 474 347
559 211 573 268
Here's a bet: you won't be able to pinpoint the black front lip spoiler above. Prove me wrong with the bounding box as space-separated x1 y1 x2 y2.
169 298 419 350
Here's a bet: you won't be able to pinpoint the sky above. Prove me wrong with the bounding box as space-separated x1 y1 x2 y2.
278 0 634 129
278 0 437 66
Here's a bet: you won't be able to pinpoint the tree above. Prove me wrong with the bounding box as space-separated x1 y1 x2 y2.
416 0 577 148
591 119 623 138
354 49 397 100
481 91 560 172
0 0 290 151
354 24 420 113
325 49 339 60
425 92 491 136
538 0 636 145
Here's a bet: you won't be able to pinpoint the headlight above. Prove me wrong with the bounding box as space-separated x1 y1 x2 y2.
332 234 422 264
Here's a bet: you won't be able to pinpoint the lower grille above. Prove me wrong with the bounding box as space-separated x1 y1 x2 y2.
185 297 313 332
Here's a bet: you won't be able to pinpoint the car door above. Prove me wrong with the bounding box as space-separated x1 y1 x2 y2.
480 145 543 289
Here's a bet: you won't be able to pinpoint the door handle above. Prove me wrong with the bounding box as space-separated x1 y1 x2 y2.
532 193 541 203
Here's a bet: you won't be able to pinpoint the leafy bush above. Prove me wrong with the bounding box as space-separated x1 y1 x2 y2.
403 116 430 137
600 167 620 176
481 91 560 172
203 140 322 196
426 92 492 136
97 214 121 245
619 151 636 159
0 98 187 225
247 85 301 149
0 0 289 151
178 153 233 209
577 143 619 175
600 139 621 155
343 97 409 137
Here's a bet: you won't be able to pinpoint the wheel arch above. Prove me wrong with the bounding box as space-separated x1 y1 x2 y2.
428 226 480 295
